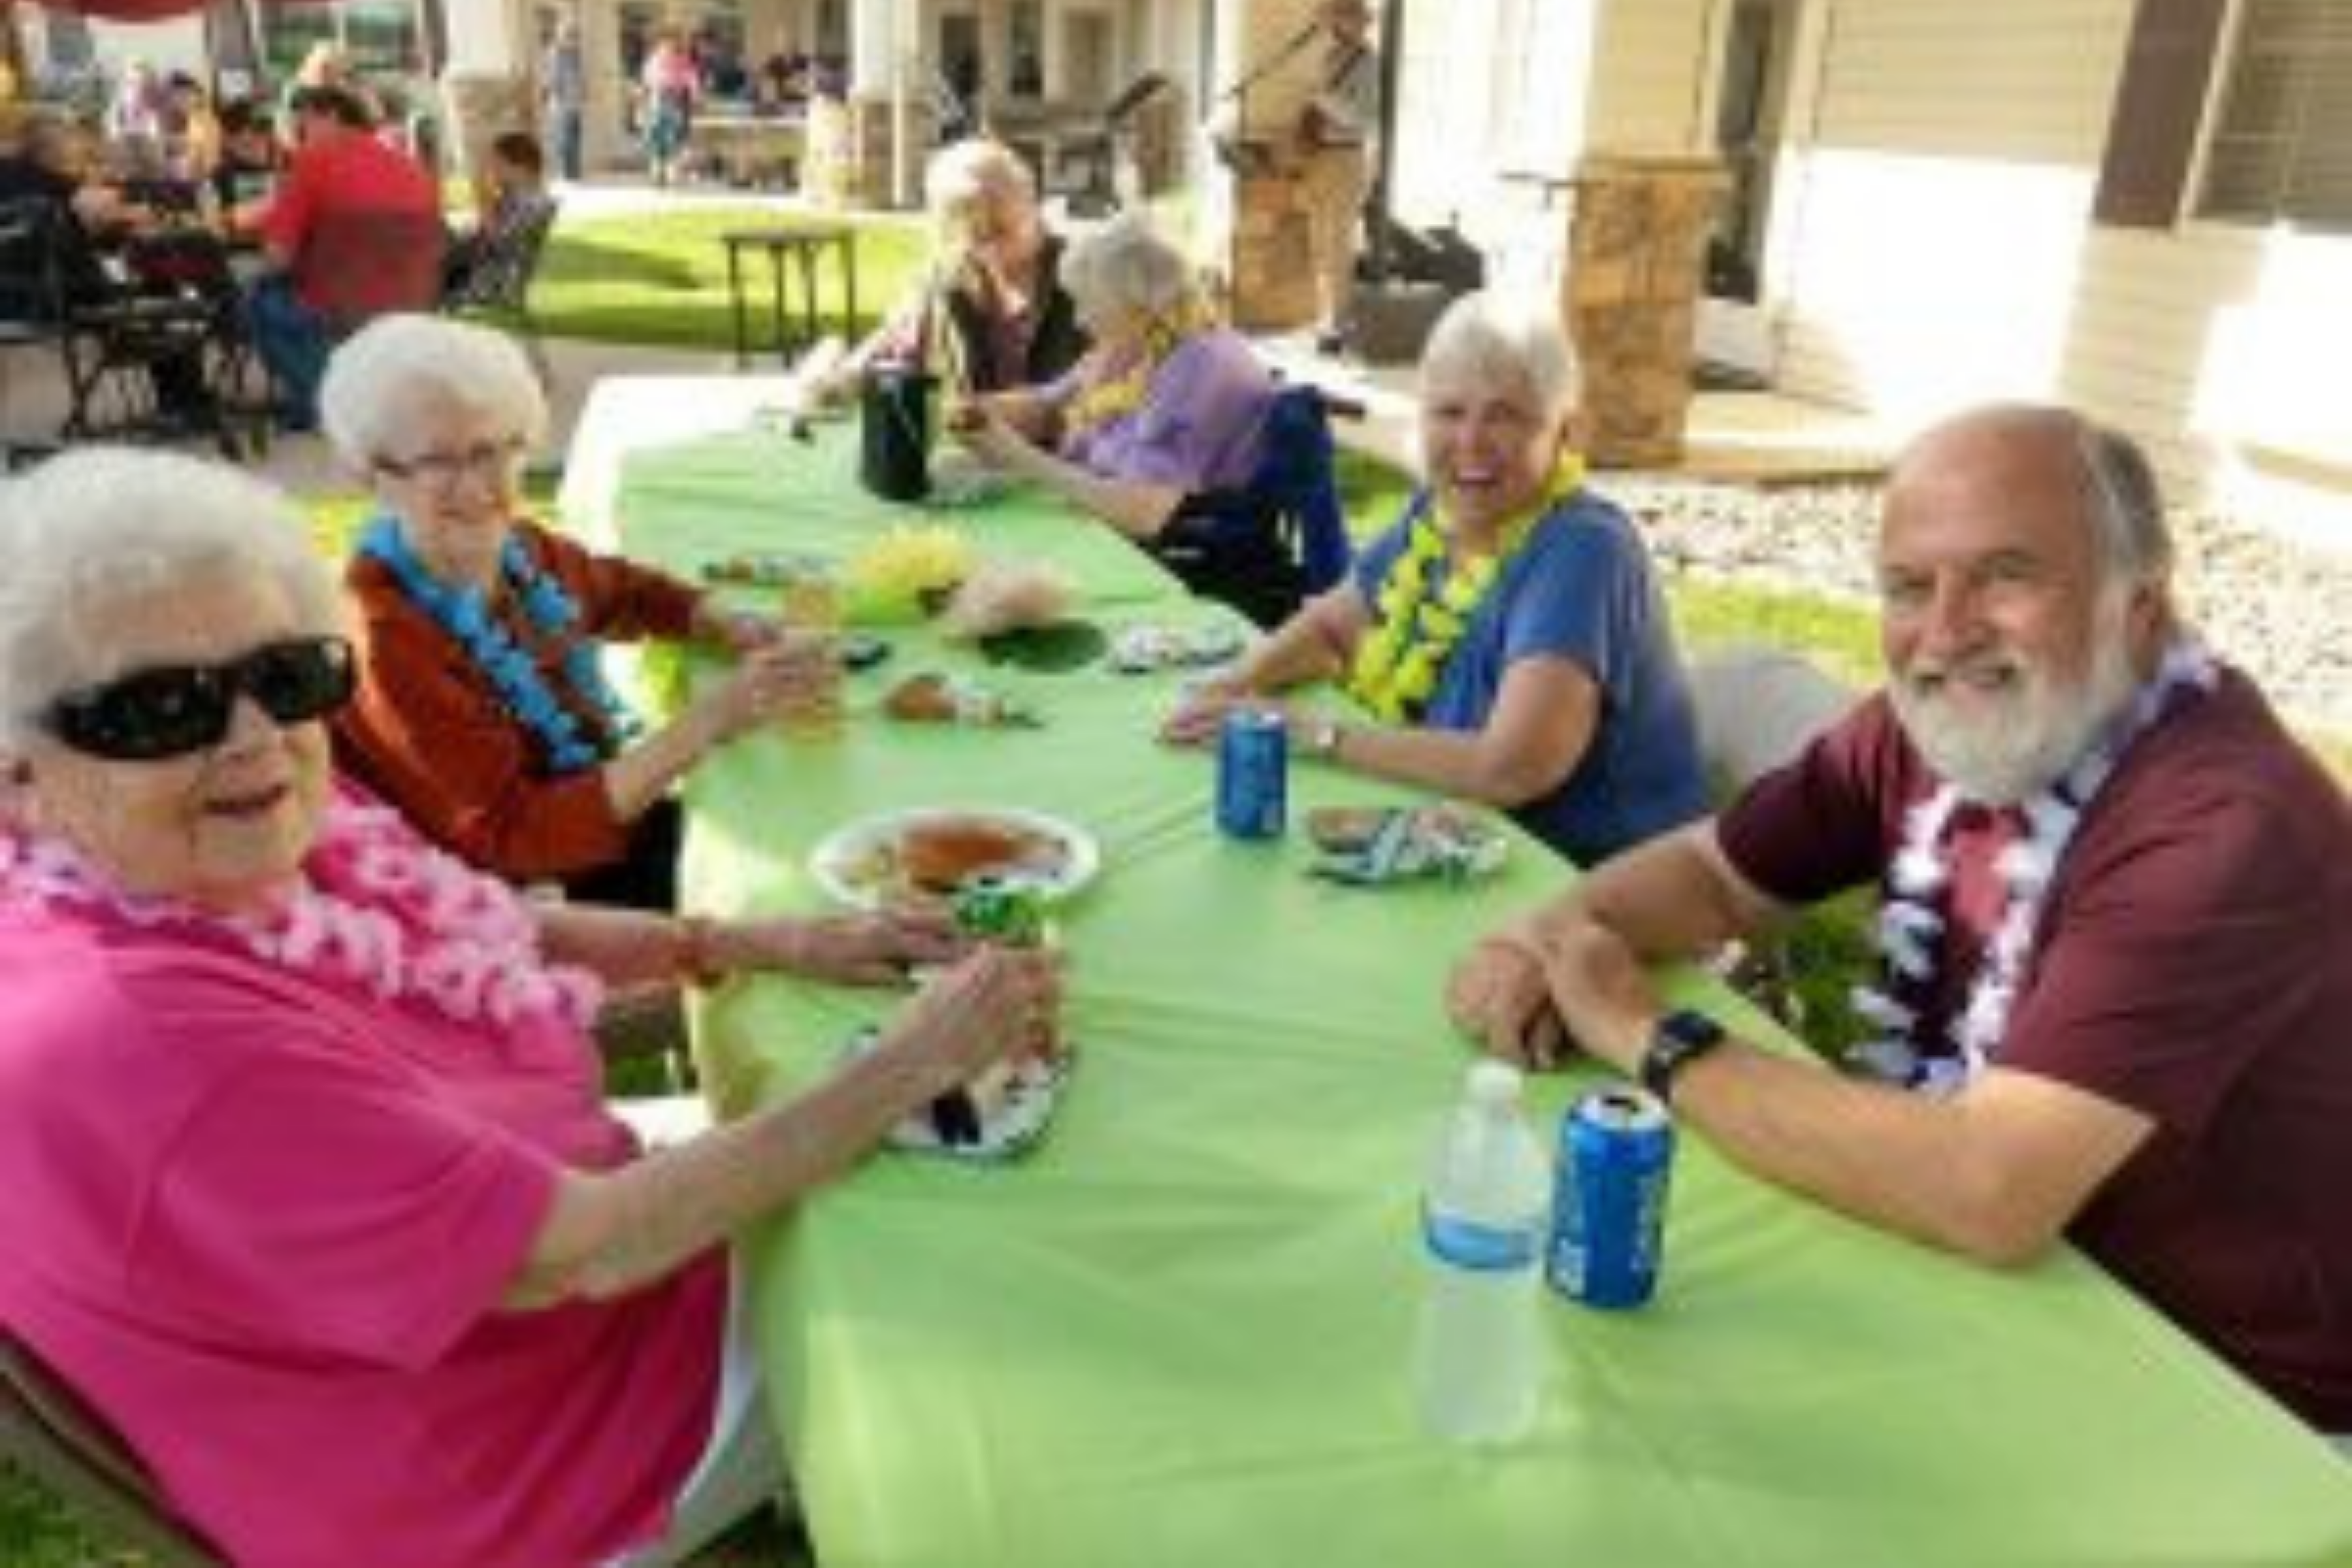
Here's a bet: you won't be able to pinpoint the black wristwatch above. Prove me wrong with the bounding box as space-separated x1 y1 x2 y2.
1638 1009 1727 1105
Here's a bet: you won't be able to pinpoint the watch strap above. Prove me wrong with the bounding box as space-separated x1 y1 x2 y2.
1639 1008 1725 1105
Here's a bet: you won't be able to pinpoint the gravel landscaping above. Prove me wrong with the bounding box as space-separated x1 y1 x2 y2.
1612 477 2352 738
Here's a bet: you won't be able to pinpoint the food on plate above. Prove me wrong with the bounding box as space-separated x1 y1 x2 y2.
884 672 959 722
928 1039 1064 1148
898 815 1064 893
1305 806 1392 854
882 671 1037 727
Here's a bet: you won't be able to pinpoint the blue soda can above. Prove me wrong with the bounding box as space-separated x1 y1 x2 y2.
1548 1087 1674 1309
1215 708 1288 840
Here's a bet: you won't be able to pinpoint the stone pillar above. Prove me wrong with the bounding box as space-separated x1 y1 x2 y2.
1226 169 1320 331
806 91 935 208
1561 153 1725 468
1211 0 1322 331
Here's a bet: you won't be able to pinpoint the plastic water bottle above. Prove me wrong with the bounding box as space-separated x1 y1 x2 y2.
1413 1060 1552 1445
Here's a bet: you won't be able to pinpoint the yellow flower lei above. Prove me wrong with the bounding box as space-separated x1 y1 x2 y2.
1061 293 1218 438
1342 452 1589 723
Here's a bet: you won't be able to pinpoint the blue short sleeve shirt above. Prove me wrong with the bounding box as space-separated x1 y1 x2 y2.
1351 490 1708 864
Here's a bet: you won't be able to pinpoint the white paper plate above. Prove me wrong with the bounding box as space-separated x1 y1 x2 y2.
809 806 1100 909
843 1025 1071 1162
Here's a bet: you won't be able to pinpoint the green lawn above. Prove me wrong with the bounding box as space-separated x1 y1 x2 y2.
532 208 934 352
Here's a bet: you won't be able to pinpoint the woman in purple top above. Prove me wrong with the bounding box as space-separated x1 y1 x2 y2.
951 213 1280 592
0 449 1061 1565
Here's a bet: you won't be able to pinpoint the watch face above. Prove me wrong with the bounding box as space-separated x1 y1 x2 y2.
1642 1009 1724 1103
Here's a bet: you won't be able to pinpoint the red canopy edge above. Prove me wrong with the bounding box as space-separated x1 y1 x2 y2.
20 0 330 21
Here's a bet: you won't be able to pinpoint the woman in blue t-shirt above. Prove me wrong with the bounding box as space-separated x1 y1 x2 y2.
1164 289 1707 866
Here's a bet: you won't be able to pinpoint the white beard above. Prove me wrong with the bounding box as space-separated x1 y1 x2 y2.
1890 598 2142 806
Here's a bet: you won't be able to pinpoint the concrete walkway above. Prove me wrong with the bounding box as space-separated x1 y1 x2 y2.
0 178 1891 498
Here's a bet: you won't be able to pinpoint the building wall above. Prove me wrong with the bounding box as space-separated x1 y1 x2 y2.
1583 0 1714 154
1578 0 2352 529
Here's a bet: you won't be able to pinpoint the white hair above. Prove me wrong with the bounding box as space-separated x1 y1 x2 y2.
0 448 346 751
1416 290 1582 429
1057 213 1201 320
318 314 549 471
1901 404 2175 587
924 138 1035 230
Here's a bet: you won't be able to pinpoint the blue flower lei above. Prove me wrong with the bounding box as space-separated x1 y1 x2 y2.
359 516 643 775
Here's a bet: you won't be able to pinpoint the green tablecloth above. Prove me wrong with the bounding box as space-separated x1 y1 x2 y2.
606 425 2352 1568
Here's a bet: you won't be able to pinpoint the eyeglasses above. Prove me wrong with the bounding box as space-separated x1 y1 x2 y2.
44 636 357 762
374 436 528 492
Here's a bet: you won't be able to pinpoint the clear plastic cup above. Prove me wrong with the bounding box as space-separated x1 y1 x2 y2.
779 572 844 740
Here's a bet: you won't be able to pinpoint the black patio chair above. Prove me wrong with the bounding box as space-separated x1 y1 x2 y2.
0 197 255 459
0 197 72 465
1151 382 1358 629
0 1329 225 1567
443 195 562 385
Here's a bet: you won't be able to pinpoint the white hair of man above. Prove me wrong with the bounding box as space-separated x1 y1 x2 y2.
318 314 550 472
1057 212 1202 321
924 138 1035 230
1416 289 1582 431
0 448 347 753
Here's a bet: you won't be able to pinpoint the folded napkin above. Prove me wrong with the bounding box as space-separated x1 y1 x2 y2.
1307 804 1511 886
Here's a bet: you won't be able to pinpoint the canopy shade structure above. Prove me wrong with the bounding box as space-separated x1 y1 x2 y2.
16 0 329 20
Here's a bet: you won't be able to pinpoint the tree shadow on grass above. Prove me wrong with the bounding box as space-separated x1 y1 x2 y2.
541 234 706 292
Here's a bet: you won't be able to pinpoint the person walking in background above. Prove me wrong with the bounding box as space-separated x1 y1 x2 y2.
541 16 587 183
639 29 701 188
1298 0 1380 355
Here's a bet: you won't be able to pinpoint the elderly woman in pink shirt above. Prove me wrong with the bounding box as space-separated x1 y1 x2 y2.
0 448 1060 1566
952 213 1288 619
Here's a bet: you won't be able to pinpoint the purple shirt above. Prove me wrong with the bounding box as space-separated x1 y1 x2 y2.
1050 327 1274 491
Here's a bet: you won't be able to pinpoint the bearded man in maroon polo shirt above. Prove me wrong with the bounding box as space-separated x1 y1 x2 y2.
1447 404 2352 1441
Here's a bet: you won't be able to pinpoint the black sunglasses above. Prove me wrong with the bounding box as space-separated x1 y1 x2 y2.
44 636 357 762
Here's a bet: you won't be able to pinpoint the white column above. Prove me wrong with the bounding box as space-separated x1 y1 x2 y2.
442 0 525 73
849 0 894 96
580 1 626 174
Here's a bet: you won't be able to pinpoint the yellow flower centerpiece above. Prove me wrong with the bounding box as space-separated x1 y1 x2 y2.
843 524 975 624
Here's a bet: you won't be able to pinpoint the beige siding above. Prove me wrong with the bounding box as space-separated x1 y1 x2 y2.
1756 0 2352 518
1586 0 1714 152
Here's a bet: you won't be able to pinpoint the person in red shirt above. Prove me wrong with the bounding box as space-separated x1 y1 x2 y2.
319 313 828 909
1447 404 2352 1440
246 84 441 428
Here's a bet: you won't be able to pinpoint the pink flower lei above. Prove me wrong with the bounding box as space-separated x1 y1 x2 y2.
0 789 605 1034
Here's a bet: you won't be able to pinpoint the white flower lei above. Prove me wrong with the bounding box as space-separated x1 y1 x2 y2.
0 790 604 1035
1848 640 2217 1095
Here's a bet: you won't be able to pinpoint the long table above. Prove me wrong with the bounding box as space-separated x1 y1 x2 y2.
587 406 2352 1568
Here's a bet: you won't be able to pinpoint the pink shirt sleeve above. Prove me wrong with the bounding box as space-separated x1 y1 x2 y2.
132 1042 559 1373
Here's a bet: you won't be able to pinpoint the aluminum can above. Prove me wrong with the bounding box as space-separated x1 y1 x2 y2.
1214 708 1288 840
1547 1087 1674 1309
951 873 1047 947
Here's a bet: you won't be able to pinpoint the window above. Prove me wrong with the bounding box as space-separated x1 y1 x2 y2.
2195 0 2352 227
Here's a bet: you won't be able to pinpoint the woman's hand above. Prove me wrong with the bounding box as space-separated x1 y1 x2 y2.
727 906 970 987
696 600 789 653
694 634 837 746
948 404 1037 470
1158 681 1279 748
882 945 1065 1091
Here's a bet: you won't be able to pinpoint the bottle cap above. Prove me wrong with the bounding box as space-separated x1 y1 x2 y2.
1465 1059 1524 1108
